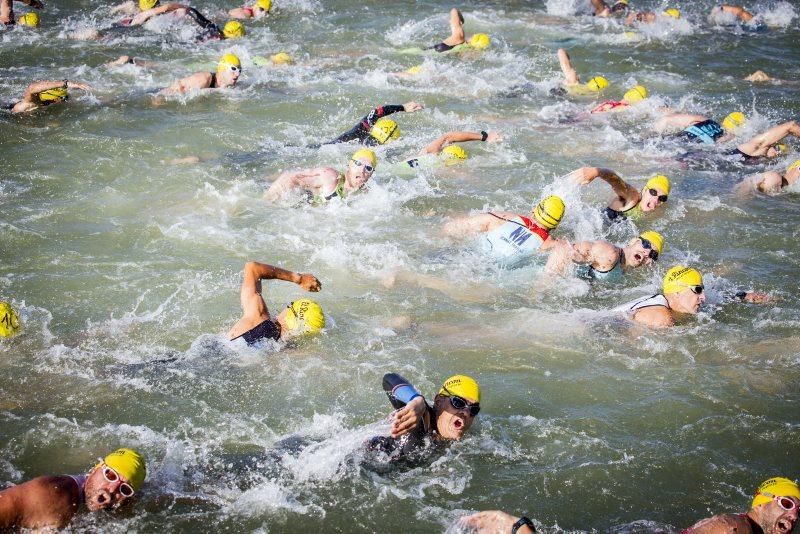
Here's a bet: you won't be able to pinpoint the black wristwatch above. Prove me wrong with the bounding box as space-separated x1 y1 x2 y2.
480 130 488 142
62 79 69 89
511 516 535 533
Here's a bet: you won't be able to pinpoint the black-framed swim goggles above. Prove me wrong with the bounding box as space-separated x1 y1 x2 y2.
648 188 668 202
639 238 659 261
680 284 704 295
441 386 480 416
350 159 374 173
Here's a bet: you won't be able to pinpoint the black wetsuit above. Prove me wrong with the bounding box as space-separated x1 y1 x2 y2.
325 104 405 146
680 119 725 145
428 42 456 52
725 148 763 164
232 319 281 345
185 7 223 40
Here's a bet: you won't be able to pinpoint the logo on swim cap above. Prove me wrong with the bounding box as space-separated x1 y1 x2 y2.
663 265 703 295
38 87 68 103
139 0 159 10
586 76 609 92
17 12 39 27
645 174 670 195
623 85 648 104
441 145 468 165
438 375 480 402
223 20 246 39
722 111 746 132
351 148 377 169
103 448 147 492
469 33 491 50
369 118 400 145
217 53 241 73
0 302 20 338
257 0 271 11
285 299 325 334
663 8 681 19
533 195 565 230
752 477 800 509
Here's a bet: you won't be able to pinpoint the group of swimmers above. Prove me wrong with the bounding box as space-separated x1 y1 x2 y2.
1 0 798 531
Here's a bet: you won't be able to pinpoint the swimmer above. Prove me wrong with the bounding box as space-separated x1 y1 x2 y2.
126 1 232 40
426 8 491 53
710 4 755 23
264 148 377 203
728 120 800 163
442 195 564 268
366 373 480 460
588 0 629 18
556 48 609 96
324 101 424 146
571 166 669 222
15 10 37 26
590 85 648 114
652 110 741 144
616 265 767 327
402 130 502 169
228 0 270 20
624 7 681 25
460 511 536 534
0 448 146 529
0 0 42 25
159 53 241 95
0 301 20 337
227 261 324 345
545 230 664 282
683 477 799 534
106 55 156 67
735 160 800 195
9 79 92 114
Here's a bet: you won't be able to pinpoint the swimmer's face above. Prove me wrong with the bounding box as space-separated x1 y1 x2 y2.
433 394 477 440
624 238 654 268
84 464 135 511
759 495 799 534
640 187 667 212
671 285 705 314
218 64 241 87
347 157 375 189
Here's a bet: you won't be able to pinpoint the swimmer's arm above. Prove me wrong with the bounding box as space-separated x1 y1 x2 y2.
443 8 465 45
110 1 137 15
21 80 83 102
422 130 501 154
720 4 754 22
631 306 674 327
724 290 774 304
131 3 185 25
441 213 496 239
544 240 592 274
0 476 79 529
363 102 424 127
745 171 783 194
161 72 212 95
264 167 335 201
737 120 800 157
683 513 755 534
557 48 580 85
390 396 427 438
460 511 536 534
239 262 321 316
574 166 638 202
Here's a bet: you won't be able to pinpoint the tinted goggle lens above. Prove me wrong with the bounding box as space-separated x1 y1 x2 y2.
448 395 480 416
351 159 374 172
689 284 704 295
640 238 658 261
648 188 668 202
777 497 797 511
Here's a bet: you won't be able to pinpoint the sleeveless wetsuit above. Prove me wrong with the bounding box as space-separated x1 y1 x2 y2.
725 148 762 164
327 104 406 145
232 319 281 345
578 249 624 282
681 119 725 145
208 72 218 88
312 174 346 203
603 203 641 222
482 213 550 268
613 293 669 315
68 475 87 506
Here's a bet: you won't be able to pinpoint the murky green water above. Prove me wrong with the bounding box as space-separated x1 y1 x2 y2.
1 0 799 531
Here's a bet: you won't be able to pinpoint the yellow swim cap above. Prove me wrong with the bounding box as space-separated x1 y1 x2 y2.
369 118 400 145
256 0 271 11
351 148 377 168
645 174 670 195
788 159 800 171
405 65 423 75
441 145 468 165
217 53 241 73
469 33 491 50
103 448 146 491
38 87 68 102
752 477 800 509
439 375 480 402
722 111 746 131
223 20 245 39
663 265 703 295
139 0 158 10
533 195 565 230
623 85 648 104
270 52 293 65
586 76 609 92
17 12 39 27
772 143 788 155
663 8 681 19
639 230 664 256
0 302 20 338
285 299 325 334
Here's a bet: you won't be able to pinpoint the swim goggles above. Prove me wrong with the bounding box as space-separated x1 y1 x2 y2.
441 386 480 416
100 464 135 497
758 491 797 512
648 188 668 202
351 159 374 173
676 283 704 295
227 65 241 73
639 238 659 261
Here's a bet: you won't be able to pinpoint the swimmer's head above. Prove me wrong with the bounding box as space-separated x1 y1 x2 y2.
441 145 468 165
217 53 241 73
768 143 788 158
256 0 271 11
533 195 565 230
611 0 629 13
0 302 20 338
351 148 377 169
270 52 293 66
645 174 670 196
663 265 703 295
139 0 159 11
17 12 39 27
640 174 669 211
585 76 609 92
469 33 491 50
639 230 664 259
752 478 800 509
722 111 746 132
38 87 68 103
223 20 246 39
369 118 400 145
663 8 681 19
438 375 481 402
405 65 423 75
623 85 648 104
788 160 800 172
102 448 147 492
284 299 325 335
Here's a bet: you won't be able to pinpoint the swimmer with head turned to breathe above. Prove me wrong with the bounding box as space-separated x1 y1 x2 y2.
9 79 92 114
159 53 241 95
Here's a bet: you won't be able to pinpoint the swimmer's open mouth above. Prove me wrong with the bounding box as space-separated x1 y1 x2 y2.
96 493 108 506
777 519 793 533
453 419 463 429
634 253 643 262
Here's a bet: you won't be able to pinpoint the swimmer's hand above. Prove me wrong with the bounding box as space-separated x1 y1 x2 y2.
390 396 425 438
572 166 598 185
297 273 321 292
402 101 424 113
460 511 533 533
68 82 93 91
485 131 502 143
740 291 774 304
